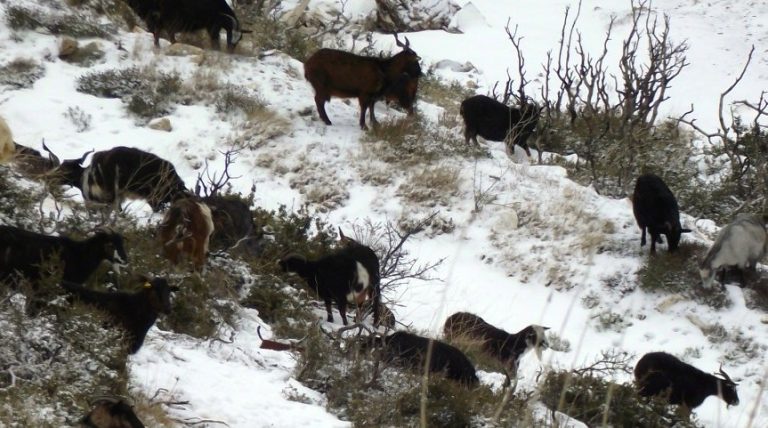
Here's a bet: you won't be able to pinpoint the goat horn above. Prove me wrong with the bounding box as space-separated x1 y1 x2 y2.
78 149 95 165
42 139 60 166
715 364 738 385
394 33 409 49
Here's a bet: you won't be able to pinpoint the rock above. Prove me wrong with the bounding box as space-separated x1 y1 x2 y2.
164 43 204 57
656 294 686 313
148 118 172 132
58 37 78 58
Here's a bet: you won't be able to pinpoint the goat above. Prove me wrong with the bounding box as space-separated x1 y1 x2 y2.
46 146 189 212
338 228 381 327
700 213 768 288
443 312 548 386
126 0 251 52
304 34 422 130
631 173 691 254
279 251 375 326
12 141 58 178
61 277 177 354
158 198 214 271
460 95 540 157
0 116 14 164
81 396 145 428
0 226 127 286
201 195 258 253
374 331 478 386
634 352 739 413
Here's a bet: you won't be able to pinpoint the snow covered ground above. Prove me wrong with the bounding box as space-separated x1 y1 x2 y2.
1 0 767 426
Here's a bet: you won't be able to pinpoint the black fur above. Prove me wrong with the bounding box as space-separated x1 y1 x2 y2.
338 231 381 326
61 278 175 354
49 146 188 212
378 331 478 386
632 174 690 254
81 398 145 428
126 0 247 51
279 252 370 326
634 352 739 410
202 195 258 253
0 226 127 285
460 95 539 156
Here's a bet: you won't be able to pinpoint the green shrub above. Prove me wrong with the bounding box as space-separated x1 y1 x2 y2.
77 67 182 120
5 5 114 38
541 370 702 427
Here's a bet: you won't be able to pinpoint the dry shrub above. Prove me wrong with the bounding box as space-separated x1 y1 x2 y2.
397 164 461 207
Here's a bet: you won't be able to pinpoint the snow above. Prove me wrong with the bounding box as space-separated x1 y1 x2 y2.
1 0 767 426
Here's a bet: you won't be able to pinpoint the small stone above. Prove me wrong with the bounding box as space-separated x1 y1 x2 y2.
58 37 78 58
148 118 172 132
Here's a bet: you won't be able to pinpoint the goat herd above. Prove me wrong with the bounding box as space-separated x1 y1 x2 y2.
0 2 761 424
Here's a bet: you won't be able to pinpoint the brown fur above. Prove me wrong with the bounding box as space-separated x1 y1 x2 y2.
303 36 421 130
158 198 214 270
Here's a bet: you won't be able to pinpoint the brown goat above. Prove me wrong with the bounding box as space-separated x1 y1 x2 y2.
158 198 214 270
81 396 144 428
304 34 421 130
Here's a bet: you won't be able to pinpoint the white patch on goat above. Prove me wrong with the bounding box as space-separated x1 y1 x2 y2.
0 116 14 164
529 325 549 361
346 262 370 304
197 202 215 253
82 165 108 202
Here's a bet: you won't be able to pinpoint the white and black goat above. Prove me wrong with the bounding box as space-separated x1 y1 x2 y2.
61 277 177 354
279 249 375 326
338 228 382 326
443 312 548 386
700 213 768 288
634 352 739 413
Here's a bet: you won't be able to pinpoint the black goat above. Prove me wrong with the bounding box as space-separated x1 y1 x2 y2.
81 396 145 428
202 195 259 253
0 226 127 286
279 251 375 326
443 312 548 385
46 146 189 212
460 95 539 157
126 0 251 52
304 34 422 129
61 277 177 354
634 352 739 412
338 228 381 327
631 174 691 254
375 331 478 386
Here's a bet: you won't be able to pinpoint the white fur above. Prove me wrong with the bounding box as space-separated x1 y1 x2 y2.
346 261 371 303
0 116 14 164
197 201 215 253
700 214 767 288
